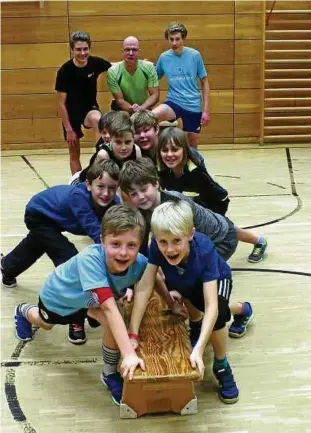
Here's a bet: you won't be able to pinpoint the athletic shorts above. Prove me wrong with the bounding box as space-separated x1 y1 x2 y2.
38 297 88 325
62 103 101 140
164 100 202 134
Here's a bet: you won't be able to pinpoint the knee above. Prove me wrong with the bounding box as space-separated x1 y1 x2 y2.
39 320 54 330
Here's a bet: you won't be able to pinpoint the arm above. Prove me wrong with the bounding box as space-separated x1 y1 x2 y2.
128 263 158 334
200 76 210 126
56 91 78 145
140 86 159 111
112 90 133 113
70 191 102 242
190 280 218 376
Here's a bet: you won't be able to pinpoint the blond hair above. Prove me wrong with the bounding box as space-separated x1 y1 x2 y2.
151 201 193 237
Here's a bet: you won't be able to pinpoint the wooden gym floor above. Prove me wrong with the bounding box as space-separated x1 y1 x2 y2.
1 145 311 433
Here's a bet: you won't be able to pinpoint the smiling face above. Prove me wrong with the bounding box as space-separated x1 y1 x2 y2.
103 229 141 274
111 132 134 160
87 172 118 207
127 182 160 210
155 231 193 266
134 126 158 151
72 41 90 66
160 139 184 170
168 31 184 55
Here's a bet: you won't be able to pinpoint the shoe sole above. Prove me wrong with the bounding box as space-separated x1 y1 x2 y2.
229 312 254 338
100 373 121 406
2 282 17 288
67 336 87 345
14 306 33 342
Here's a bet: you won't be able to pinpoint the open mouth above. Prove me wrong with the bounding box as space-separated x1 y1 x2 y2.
167 253 179 261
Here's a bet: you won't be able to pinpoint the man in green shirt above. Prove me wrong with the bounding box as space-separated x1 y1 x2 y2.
107 36 159 114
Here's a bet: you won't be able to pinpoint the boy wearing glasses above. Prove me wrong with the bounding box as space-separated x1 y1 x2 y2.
107 36 159 114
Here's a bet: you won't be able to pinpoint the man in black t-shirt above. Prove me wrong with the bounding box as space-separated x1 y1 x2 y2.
55 31 111 174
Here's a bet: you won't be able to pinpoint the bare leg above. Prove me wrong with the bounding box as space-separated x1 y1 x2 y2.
84 109 102 142
235 225 260 245
229 302 243 316
68 139 81 175
27 306 54 330
209 327 227 360
152 104 176 122
187 132 198 149
87 307 118 349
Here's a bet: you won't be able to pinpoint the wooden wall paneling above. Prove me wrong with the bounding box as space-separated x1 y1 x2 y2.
234 113 260 137
200 114 233 138
235 14 263 39
2 118 63 143
235 1 263 14
2 17 68 44
235 40 262 64
234 89 261 113
2 69 57 94
234 64 261 89
266 1 311 10
69 15 234 41
1 1 68 17
1 43 69 69
210 90 233 113
208 65 234 90
1 94 58 120
68 1 234 16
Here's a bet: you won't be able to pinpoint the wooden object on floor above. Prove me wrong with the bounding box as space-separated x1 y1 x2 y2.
120 293 200 419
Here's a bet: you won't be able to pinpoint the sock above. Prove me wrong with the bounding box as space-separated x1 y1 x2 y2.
213 356 228 369
102 345 120 376
20 303 36 320
256 236 264 245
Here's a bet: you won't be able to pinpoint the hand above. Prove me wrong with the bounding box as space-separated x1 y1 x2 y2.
201 111 210 127
66 129 78 146
169 290 183 304
120 354 145 380
119 288 134 305
171 302 189 320
190 348 205 378
130 104 141 112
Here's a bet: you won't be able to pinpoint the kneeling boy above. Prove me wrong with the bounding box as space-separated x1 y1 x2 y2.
14 205 147 405
129 201 254 404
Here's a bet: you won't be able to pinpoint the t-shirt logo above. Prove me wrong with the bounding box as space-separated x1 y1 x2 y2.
177 67 183 74
88 73 94 78
40 309 49 320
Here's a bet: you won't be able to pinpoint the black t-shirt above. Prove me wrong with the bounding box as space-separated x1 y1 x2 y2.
55 56 111 112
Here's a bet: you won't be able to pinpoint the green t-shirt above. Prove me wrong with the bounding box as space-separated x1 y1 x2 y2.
107 60 159 105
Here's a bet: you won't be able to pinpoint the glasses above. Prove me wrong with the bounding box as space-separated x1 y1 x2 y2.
123 48 139 53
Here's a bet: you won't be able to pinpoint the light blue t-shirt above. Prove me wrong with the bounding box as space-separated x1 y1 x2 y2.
156 47 207 112
40 244 147 316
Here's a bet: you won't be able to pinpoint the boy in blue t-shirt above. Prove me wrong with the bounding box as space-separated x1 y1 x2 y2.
1 160 120 344
128 200 254 404
14 205 148 406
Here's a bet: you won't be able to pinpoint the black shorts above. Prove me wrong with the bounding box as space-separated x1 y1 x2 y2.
38 297 88 325
63 103 101 140
171 278 232 332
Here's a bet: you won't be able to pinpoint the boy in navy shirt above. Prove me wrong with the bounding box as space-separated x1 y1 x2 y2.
14 205 147 405
1 160 120 343
129 201 254 404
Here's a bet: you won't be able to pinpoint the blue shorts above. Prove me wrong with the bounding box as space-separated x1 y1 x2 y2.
164 100 202 134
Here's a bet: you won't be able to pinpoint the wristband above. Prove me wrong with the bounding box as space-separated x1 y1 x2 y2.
128 333 138 340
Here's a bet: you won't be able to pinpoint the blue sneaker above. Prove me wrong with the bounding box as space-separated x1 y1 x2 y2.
229 302 254 338
100 372 123 405
213 362 239 404
15 304 33 341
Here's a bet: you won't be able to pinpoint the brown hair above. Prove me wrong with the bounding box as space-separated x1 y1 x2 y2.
107 112 133 138
119 157 159 193
70 31 91 49
86 159 119 184
101 204 145 241
164 22 188 40
132 110 159 132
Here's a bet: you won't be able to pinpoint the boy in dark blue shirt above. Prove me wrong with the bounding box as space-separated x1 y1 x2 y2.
1 160 120 343
129 200 254 404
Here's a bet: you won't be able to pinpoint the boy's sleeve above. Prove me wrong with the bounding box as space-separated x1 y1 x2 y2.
155 56 164 80
135 254 148 280
77 251 111 292
55 66 68 92
69 190 101 243
148 237 165 266
145 62 159 87
107 64 121 94
97 57 112 73
201 247 221 283
196 52 207 79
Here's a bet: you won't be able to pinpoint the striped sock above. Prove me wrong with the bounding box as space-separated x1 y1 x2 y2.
102 345 121 376
20 303 36 320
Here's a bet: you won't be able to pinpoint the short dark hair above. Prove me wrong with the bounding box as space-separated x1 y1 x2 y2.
119 157 158 193
70 31 91 49
86 159 119 184
107 112 133 139
98 110 118 133
132 110 158 132
164 22 188 40
101 204 145 242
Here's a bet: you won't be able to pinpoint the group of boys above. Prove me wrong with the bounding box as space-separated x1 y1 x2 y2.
1 25 260 410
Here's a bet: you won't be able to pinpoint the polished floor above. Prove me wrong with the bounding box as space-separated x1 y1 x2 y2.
1 146 311 433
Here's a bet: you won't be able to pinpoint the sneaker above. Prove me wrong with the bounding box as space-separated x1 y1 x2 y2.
189 319 202 348
100 372 123 405
229 302 254 338
68 322 87 345
247 238 267 263
1 254 17 288
15 304 33 341
213 362 239 404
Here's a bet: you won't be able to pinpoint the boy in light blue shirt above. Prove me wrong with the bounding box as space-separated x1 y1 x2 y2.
14 205 148 406
153 22 210 148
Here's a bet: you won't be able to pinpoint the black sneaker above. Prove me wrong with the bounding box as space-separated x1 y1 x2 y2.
1 254 17 288
247 238 267 263
68 322 87 345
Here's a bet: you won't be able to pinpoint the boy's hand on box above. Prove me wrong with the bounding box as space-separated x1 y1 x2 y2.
120 288 134 304
120 354 145 380
190 348 205 378
171 302 189 320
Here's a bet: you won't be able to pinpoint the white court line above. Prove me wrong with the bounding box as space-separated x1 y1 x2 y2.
1 222 311 238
